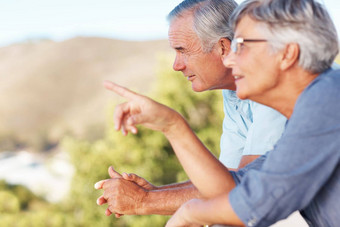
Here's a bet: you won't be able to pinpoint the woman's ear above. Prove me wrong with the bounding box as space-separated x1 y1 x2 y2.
280 43 300 71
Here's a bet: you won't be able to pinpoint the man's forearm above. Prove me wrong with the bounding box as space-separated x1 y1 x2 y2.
139 182 202 215
155 180 192 190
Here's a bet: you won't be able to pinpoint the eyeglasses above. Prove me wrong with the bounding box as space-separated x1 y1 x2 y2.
231 37 267 54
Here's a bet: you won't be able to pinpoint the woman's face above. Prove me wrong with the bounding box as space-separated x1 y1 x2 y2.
224 16 282 102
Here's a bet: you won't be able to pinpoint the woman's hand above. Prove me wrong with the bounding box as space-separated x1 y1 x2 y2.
104 81 182 135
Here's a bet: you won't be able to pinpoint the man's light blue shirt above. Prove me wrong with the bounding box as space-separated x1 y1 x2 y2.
219 90 287 168
331 62 340 69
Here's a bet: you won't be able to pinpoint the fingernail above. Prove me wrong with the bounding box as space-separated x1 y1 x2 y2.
94 182 100 189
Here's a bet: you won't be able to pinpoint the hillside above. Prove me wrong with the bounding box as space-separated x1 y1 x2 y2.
0 37 174 148
1 37 338 150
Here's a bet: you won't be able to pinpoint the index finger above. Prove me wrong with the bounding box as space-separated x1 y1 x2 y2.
104 80 139 100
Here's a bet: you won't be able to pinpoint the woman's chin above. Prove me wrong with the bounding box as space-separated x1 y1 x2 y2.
236 89 249 100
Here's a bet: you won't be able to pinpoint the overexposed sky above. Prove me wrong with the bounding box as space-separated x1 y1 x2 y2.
0 0 339 47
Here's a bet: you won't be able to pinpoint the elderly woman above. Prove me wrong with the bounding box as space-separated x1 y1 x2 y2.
103 0 340 226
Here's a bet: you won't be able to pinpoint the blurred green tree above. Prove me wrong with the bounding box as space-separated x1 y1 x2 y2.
0 55 224 226
0 180 76 227
0 191 20 213
61 55 224 226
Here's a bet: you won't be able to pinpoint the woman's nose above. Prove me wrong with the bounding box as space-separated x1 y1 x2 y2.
223 52 236 69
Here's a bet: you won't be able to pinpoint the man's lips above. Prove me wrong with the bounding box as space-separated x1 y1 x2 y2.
186 75 196 81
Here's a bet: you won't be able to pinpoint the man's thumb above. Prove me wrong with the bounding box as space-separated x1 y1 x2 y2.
123 173 143 184
127 113 146 126
108 166 122 178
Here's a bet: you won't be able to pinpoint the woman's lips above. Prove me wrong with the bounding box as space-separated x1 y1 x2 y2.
233 75 244 81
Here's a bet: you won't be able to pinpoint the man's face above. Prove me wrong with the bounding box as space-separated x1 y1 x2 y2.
168 13 235 92
224 16 281 101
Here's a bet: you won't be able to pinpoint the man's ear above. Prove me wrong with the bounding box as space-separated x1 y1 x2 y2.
280 43 300 71
218 38 231 58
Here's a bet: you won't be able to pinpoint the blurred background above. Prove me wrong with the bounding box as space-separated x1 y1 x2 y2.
0 0 339 226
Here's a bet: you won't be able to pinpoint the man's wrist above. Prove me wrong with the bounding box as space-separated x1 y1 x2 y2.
137 189 175 215
136 190 150 215
135 184 197 215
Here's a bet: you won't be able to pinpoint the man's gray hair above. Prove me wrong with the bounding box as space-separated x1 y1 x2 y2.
168 0 238 52
230 0 339 74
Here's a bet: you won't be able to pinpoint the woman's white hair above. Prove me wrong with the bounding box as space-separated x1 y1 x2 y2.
230 0 339 74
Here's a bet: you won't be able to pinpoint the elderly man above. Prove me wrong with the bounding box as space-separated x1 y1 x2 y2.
95 0 286 217
102 0 340 226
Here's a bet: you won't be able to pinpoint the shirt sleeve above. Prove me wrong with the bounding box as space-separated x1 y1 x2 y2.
229 73 340 226
243 103 286 156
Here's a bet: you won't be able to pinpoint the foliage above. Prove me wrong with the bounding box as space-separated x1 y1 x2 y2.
61 55 224 226
0 191 20 213
151 56 224 157
0 180 76 227
0 180 44 210
0 56 224 226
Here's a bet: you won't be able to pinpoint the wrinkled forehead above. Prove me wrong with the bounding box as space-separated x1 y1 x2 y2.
168 14 200 47
168 12 195 36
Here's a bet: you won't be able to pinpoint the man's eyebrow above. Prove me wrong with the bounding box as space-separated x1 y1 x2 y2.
174 47 185 51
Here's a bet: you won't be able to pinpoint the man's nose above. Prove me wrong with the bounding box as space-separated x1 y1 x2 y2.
223 51 236 69
173 55 186 71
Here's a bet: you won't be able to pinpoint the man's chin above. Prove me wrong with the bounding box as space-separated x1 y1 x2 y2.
191 85 207 93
